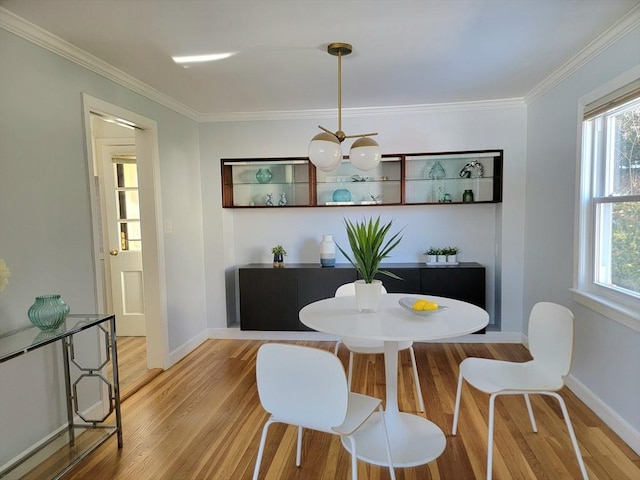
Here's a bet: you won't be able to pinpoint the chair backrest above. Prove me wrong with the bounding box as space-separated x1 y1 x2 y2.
256 343 349 432
528 302 574 377
335 282 388 297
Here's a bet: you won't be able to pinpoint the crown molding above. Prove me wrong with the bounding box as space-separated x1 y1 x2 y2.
0 7 201 122
199 98 526 123
525 5 640 105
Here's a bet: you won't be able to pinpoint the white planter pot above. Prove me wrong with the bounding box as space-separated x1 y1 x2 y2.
447 254 457 263
354 279 382 313
427 255 437 263
437 255 447 263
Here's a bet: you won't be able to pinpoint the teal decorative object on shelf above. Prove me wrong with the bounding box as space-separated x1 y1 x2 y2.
256 168 273 184
428 161 446 180
27 294 70 330
332 189 352 202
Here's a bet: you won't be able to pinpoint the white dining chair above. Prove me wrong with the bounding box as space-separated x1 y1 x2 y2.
452 302 589 480
253 343 396 480
334 283 425 412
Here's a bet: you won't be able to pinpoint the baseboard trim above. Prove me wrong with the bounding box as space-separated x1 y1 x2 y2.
208 327 337 341
565 374 640 455
207 327 523 343
168 331 208 367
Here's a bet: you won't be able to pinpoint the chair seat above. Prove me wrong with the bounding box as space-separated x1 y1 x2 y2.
333 392 381 436
460 357 565 393
342 337 413 354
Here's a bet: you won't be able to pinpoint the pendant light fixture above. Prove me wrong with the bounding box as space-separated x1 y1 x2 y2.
308 43 381 172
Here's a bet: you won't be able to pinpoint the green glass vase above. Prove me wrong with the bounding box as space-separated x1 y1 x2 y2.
27 294 70 330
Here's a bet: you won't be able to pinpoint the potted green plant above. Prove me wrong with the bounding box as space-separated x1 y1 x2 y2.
424 247 439 264
444 246 459 263
336 216 403 312
271 245 286 268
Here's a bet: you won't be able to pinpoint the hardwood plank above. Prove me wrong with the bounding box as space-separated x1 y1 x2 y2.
39 339 638 480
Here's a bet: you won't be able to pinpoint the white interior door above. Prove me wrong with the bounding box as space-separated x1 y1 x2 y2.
101 145 146 336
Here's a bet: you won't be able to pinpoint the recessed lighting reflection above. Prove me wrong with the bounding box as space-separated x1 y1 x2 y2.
172 53 234 64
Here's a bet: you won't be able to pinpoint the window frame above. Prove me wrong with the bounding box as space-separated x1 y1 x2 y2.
573 69 640 332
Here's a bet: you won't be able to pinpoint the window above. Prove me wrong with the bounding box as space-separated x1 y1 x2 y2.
575 82 640 330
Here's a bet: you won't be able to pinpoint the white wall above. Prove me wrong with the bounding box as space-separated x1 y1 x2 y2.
525 25 640 437
199 103 528 331
0 28 207 464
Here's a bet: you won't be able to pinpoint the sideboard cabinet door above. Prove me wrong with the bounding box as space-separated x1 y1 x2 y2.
297 267 357 331
239 268 298 330
420 263 486 308
374 267 421 294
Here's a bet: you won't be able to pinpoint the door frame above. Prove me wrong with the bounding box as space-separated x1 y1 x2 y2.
82 94 169 369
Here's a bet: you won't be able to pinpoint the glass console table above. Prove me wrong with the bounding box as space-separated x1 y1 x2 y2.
0 314 122 479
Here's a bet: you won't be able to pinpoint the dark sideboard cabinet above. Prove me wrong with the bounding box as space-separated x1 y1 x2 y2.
238 263 486 332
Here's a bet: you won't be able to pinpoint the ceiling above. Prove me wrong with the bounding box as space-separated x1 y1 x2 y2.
1 0 638 118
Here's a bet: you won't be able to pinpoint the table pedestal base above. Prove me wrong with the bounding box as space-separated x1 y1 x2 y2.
341 411 446 468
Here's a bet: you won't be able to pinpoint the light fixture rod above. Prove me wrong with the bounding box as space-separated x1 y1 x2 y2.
337 48 342 133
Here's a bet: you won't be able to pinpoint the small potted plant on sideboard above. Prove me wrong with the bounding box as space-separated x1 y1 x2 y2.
271 245 286 268
444 246 459 264
424 247 439 264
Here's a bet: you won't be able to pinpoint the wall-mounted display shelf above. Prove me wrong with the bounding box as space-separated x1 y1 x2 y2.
221 158 313 208
221 150 502 208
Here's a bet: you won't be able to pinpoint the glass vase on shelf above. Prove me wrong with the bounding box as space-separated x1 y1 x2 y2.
428 161 446 180
256 168 273 184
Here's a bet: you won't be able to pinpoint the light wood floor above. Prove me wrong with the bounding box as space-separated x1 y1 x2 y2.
111 336 162 401
59 339 638 479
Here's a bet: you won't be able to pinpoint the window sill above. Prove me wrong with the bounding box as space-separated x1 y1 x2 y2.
571 289 640 332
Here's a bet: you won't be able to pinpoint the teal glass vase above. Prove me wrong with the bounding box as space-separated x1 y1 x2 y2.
256 168 273 184
332 189 352 202
428 161 446 180
27 294 70 330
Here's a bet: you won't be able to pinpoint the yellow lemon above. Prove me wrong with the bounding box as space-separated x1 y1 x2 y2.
412 299 427 311
422 301 438 311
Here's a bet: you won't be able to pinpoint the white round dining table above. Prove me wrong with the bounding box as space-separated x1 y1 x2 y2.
299 293 489 468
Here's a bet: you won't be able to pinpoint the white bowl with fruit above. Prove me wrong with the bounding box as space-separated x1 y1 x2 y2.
398 297 448 316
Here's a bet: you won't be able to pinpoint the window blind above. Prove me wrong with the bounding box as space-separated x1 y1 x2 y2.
583 79 640 120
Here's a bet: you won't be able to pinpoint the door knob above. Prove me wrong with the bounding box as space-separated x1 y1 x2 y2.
109 249 119 256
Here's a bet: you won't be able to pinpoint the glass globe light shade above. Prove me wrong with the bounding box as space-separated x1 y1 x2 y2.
349 137 381 171
308 132 342 172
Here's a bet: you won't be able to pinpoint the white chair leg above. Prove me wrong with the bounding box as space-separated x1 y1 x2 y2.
347 352 354 390
452 371 464 435
378 405 396 480
345 435 358 480
549 392 589 480
408 346 425 412
334 340 341 356
487 393 497 480
252 417 275 480
524 393 538 432
296 426 303 467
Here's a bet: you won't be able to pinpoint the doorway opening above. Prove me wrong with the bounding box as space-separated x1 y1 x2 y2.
83 95 168 399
